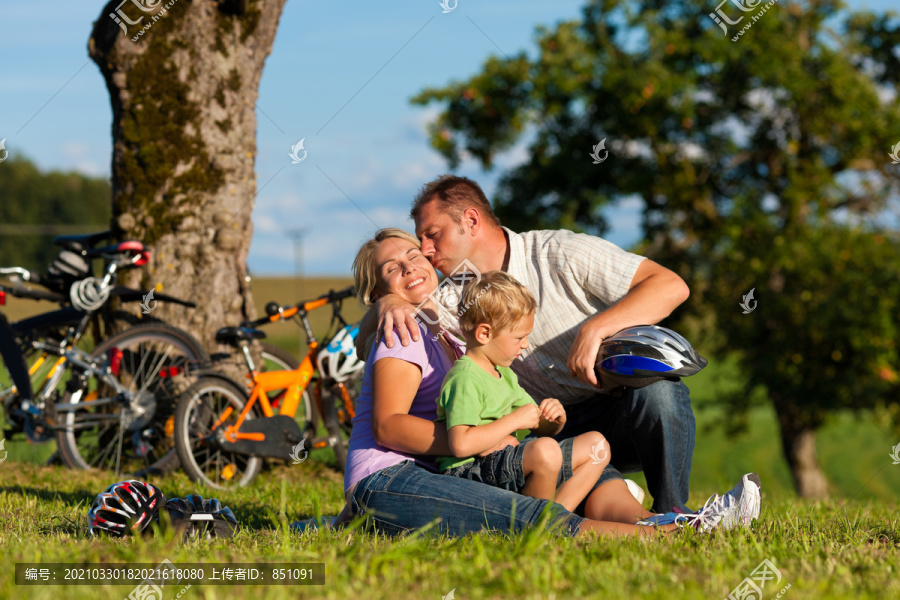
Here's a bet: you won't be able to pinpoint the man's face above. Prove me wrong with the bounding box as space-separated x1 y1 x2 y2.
414 199 473 277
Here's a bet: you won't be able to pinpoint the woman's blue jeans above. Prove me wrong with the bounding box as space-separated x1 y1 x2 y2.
350 460 587 537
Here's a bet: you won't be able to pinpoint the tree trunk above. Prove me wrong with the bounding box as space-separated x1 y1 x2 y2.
775 400 829 498
89 0 287 347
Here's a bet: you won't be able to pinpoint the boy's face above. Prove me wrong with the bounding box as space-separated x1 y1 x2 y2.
483 313 534 368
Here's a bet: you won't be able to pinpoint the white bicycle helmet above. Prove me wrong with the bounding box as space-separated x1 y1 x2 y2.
595 325 708 390
318 323 364 383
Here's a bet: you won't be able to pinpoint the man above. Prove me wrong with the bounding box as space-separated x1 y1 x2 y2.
357 175 695 514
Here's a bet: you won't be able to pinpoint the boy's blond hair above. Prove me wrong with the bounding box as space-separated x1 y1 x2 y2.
457 271 537 338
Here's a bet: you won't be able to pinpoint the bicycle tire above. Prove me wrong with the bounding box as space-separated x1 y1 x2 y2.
258 342 316 434
174 376 263 489
56 322 209 474
319 387 348 471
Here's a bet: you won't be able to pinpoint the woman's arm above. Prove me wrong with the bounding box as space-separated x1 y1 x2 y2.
371 357 451 456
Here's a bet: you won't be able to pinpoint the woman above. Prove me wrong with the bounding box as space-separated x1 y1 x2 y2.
334 228 759 538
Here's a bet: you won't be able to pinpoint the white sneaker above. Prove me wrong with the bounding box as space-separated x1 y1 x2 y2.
678 473 762 532
625 479 646 504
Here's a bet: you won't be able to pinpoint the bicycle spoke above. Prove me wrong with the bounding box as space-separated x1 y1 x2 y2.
58 323 208 473
133 344 175 396
90 425 121 470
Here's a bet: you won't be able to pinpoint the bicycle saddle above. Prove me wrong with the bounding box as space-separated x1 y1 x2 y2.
215 326 266 346
52 231 111 253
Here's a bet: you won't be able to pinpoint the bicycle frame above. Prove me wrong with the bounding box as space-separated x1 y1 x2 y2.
212 288 355 450
0 241 188 427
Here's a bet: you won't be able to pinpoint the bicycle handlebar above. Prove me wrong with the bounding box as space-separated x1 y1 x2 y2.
0 267 42 284
0 267 63 301
247 286 356 326
0 283 64 302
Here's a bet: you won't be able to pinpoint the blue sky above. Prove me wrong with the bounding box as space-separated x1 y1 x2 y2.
0 0 895 275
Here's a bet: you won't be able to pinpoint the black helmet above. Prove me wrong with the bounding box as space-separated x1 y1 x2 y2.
88 480 165 537
44 249 91 295
595 325 708 390
164 495 238 539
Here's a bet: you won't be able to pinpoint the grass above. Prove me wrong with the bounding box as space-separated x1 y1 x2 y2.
1 463 898 599
2 278 900 598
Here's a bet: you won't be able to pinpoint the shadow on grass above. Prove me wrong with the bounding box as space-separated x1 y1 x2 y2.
0 485 95 508
0 485 95 535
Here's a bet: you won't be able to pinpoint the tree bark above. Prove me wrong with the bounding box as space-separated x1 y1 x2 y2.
775 401 829 498
89 0 287 347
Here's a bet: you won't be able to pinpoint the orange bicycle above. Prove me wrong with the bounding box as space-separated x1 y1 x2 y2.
173 287 363 489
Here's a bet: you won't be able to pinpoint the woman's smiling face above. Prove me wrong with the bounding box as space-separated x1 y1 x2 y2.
373 237 438 305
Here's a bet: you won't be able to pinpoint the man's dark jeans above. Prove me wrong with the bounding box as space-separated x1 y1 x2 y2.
553 379 695 513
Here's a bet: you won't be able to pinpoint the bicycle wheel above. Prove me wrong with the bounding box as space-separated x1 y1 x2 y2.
56 322 208 474
319 388 348 471
174 376 263 489
258 342 315 433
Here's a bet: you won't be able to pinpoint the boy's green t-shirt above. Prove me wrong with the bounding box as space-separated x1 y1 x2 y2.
436 355 537 472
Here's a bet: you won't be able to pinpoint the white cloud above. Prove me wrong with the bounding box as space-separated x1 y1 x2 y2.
59 142 106 177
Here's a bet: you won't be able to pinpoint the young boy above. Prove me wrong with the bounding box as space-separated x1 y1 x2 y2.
436 271 609 513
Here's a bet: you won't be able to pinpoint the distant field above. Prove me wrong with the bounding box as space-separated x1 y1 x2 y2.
0 276 364 355
243 277 365 354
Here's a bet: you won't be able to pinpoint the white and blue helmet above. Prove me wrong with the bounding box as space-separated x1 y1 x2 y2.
317 323 364 383
595 325 707 390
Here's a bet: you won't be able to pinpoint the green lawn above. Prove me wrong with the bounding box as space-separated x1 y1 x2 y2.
1 461 898 599
2 279 900 598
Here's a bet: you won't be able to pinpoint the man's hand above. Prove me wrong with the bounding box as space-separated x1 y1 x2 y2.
566 259 690 387
476 435 519 457
538 398 566 426
377 295 421 348
566 317 608 387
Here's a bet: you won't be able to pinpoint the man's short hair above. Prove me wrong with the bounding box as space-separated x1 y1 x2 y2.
411 175 501 227
457 271 536 338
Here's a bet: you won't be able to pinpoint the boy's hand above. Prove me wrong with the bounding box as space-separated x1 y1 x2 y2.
538 398 566 426
510 404 541 430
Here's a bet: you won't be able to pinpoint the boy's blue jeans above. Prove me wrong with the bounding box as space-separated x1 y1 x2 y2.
553 379 695 514
441 436 623 494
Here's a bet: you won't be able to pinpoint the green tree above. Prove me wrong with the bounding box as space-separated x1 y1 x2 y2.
0 156 110 271
412 0 900 496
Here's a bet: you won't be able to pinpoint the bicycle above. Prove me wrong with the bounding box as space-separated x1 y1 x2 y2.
0 232 208 474
173 286 364 489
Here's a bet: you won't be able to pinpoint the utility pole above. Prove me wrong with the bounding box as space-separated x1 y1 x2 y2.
286 228 308 301
286 229 308 352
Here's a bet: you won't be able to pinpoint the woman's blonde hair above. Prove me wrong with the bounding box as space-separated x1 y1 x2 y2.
352 228 422 307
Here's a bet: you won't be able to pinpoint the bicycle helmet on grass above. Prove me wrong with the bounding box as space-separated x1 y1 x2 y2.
595 325 707 390
88 480 165 537
165 495 239 540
